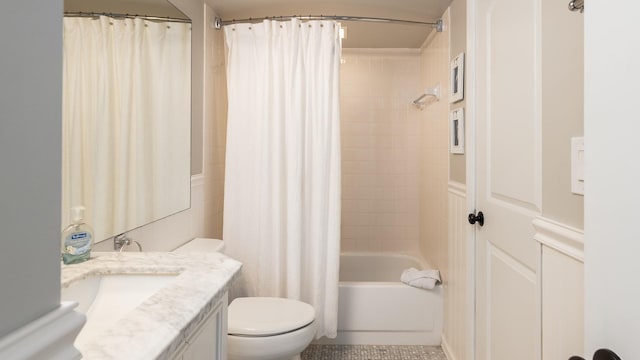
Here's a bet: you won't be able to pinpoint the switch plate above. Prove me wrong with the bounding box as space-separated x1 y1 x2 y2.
571 137 584 195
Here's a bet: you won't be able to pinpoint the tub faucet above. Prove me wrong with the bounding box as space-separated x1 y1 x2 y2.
114 233 143 252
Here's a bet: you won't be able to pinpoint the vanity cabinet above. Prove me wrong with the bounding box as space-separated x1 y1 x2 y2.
171 294 228 360
60 252 240 359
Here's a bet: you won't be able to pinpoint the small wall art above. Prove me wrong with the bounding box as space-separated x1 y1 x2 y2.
450 52 465 103
450 108 465 154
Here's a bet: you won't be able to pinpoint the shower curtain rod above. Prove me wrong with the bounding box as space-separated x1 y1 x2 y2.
214 15 444 32
64 12 192 24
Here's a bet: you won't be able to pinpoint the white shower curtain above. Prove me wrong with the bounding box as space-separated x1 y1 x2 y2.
223 19 342 338
62 16 191 239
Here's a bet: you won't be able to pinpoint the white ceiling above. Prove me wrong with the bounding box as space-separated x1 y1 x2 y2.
206 0 453 48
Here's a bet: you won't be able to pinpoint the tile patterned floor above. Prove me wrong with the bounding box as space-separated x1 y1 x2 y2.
301 345 448 360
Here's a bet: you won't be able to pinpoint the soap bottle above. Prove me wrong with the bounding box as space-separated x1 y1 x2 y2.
61 206 94 265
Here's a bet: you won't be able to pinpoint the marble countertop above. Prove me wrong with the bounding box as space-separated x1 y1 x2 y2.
61 252 242 360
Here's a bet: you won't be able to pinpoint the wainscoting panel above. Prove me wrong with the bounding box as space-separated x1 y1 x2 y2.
535 217 584 360
443 182 472 360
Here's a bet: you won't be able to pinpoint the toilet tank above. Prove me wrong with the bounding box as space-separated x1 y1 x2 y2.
173 238 225 253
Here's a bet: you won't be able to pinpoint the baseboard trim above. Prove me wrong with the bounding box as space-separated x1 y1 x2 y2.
0 302 85 360
441 335 456 360
533 216 584 262
313 330 441 346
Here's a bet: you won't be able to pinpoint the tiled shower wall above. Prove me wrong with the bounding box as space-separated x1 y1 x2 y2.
340 49 423 253
419 10 451 278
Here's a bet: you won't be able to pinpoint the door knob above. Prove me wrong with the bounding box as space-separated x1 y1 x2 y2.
468 211 484 226
593 349 621 360
569 348 621 360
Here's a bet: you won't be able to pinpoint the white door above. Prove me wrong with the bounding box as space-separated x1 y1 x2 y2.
473 0 541 359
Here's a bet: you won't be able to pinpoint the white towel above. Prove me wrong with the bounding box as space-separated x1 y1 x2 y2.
401 268 441 290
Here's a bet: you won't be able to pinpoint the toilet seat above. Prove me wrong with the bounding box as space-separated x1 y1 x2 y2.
227 320 317 360
228 297 315 336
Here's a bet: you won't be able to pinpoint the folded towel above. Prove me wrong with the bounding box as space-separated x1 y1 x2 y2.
401 268 441 290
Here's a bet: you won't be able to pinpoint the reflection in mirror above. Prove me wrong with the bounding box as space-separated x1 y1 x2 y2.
62 1 191 242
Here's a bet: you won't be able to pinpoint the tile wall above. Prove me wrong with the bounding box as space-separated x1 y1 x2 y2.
418 10 451 276
340 49 423 253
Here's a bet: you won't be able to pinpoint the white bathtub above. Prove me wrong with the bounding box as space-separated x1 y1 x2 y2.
318 253 443 345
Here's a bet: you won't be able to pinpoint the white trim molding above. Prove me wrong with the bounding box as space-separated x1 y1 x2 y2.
448 181 466 197
441 335 457 360
191 173 205 187
0 302 85 360
342 48 422 56
533 216 584 262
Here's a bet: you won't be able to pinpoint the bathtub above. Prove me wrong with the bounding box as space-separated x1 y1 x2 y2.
317 253 443 345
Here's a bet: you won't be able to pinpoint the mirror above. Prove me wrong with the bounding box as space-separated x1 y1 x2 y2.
61 0 192 242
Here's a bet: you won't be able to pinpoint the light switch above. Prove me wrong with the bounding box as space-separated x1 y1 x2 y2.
571 137 584 195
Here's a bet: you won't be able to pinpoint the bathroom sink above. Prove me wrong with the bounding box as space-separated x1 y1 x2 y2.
61 274 178 346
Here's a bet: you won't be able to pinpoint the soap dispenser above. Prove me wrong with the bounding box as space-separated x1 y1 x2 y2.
61 206 94 265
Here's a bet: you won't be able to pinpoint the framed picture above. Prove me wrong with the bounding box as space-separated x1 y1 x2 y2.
450 52 465 103
450 108 465 154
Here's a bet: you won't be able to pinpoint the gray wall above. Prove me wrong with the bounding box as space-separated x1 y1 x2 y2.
0 0 63 338
541 0 584 229
449 0 466 184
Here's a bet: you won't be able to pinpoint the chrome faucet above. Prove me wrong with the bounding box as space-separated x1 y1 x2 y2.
114 233 143 252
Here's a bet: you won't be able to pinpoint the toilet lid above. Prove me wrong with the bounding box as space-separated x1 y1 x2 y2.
228 297 316 336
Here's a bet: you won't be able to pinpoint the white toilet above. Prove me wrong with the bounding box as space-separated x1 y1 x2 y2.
173 238 317 360
227 297 316 360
